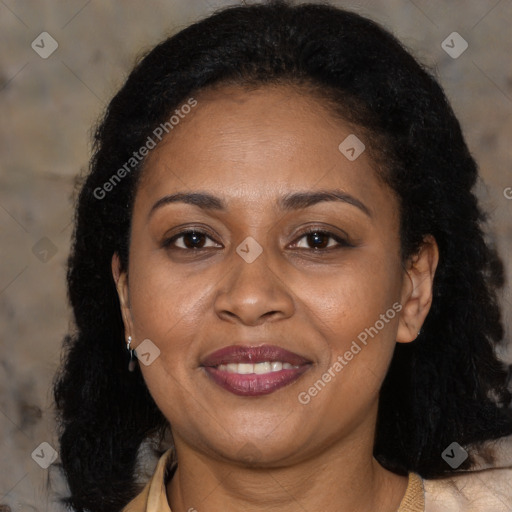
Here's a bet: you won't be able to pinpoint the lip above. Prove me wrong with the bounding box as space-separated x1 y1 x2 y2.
201 344 311 367
201 344 312 397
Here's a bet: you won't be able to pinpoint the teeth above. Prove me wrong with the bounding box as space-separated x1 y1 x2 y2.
216 361 299 374
254 362 271 374
237 363 253 375
270 361 282 372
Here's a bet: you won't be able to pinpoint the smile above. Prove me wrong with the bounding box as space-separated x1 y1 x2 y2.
201 344 311 396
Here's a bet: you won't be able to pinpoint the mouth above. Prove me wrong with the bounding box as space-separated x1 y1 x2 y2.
200 344 312 396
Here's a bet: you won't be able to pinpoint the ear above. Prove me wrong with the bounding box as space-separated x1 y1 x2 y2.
112 252 134 342
396 235 439 343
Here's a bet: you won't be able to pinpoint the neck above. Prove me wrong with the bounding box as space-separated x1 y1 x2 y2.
166 428 407 512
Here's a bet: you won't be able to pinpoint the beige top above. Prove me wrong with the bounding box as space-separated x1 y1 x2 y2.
122 448 512 512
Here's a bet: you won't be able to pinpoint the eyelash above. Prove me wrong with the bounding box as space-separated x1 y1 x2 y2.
162 227 352 252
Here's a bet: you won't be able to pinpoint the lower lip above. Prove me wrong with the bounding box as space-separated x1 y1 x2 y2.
203 365 310 396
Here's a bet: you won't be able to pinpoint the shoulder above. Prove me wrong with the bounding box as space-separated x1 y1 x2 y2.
424 467 512 512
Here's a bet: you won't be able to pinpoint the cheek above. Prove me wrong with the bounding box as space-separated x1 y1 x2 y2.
295 253 403 408
127 246 210 341
127 259 208 417
299 252 402 341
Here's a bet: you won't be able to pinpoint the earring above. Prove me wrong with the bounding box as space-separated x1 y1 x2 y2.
127 336 136 372
416 328 423 339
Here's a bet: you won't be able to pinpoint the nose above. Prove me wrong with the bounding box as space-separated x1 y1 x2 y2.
213 248 295 326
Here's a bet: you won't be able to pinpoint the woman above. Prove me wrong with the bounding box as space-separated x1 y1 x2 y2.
53 1 512 511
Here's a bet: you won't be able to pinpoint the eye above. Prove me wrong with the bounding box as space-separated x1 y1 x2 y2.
162 228 350 252
163 229 222 250
291 229 351 250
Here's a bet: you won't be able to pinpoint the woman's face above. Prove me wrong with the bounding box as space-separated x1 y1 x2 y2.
113 84 435 466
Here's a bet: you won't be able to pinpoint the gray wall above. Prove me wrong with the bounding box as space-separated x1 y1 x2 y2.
1 1 511 510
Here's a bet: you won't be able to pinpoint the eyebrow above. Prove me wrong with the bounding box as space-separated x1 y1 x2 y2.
148 189 371 220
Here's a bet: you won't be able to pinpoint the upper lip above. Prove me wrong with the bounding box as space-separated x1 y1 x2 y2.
201 344 311 367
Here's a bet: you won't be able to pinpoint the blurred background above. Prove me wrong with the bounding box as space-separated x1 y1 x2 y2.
1 0 511 510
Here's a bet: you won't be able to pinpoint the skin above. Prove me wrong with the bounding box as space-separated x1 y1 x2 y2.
112 83 439 512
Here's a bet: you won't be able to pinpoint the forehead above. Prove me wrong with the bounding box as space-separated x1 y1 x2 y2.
136 83 392 213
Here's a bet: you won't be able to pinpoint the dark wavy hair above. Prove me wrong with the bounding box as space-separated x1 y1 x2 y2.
53 1 512 511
